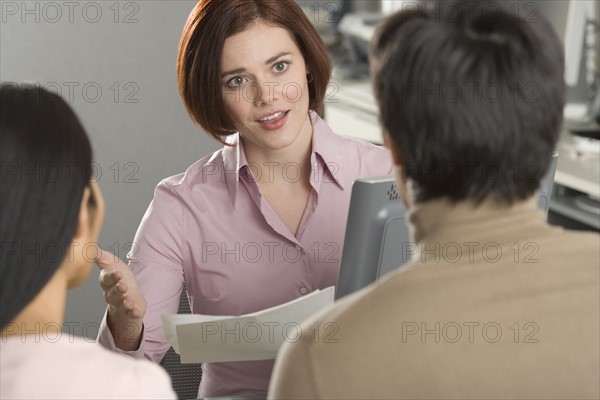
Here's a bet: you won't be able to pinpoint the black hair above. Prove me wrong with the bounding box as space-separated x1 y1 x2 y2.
1 83 93 330
371 0 566 204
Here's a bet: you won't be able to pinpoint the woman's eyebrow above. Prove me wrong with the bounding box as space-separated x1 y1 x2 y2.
264 51 292 65
221 51 293 79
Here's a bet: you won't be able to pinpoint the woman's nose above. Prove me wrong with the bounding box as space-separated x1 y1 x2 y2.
252 80 279 106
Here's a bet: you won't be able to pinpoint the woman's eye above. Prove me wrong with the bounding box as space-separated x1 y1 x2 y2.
226 76 246 88
273 62 289 73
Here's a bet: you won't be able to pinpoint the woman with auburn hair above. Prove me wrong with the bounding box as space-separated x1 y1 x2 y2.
96 0 392 397
0 84 176 399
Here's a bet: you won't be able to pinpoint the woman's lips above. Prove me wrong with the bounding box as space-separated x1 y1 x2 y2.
257 110 289 131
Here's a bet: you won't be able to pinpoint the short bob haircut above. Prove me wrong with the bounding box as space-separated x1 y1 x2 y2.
177 0 331 143
371 0 565 204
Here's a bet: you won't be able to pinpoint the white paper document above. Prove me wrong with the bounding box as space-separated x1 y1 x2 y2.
161 286 335 363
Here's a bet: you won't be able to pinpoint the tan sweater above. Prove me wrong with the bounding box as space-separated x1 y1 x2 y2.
269 197 600 399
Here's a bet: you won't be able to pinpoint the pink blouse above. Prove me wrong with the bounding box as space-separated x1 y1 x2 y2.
98 111 393 397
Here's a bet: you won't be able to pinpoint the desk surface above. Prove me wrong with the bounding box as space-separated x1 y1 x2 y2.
554 131 600 198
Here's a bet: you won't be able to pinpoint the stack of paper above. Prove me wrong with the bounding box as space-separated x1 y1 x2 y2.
161 286 335 363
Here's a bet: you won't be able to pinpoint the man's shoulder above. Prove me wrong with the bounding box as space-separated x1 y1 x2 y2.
300 278 405 347
552 227 600 249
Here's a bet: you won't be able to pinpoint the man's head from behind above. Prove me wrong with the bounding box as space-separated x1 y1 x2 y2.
371 0 565 207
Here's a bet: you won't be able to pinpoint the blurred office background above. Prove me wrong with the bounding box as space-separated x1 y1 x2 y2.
1 0 598 338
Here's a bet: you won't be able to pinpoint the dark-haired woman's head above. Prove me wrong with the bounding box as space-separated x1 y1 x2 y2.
1 83 105 330
177 0 331 144
371 0 566 205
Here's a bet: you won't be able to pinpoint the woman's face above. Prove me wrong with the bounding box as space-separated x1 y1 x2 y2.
220 22 312 153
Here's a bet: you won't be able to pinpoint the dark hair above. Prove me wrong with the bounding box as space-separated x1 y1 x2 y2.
177 0 331 143
371 0 566 204
0 83 93 330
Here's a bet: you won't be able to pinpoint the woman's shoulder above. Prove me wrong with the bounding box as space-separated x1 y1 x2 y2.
151 148 230 201
159 148 226 188
0 336 175 398
335 133 390 157
312 114 393 178
313 111 390 158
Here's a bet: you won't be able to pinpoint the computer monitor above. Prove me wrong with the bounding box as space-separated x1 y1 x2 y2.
335 152 559 300
535 0 588 87
526 1 596 121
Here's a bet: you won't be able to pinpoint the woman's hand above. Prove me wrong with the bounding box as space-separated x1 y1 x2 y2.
96 248 146 350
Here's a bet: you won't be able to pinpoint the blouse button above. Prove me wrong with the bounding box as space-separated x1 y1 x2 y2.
295 244 302 252
300 287 308 295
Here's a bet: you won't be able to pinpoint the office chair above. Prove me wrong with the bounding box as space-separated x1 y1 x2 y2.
159 284 202 399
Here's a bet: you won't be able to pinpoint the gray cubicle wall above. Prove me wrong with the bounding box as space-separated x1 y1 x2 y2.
0 0 221 338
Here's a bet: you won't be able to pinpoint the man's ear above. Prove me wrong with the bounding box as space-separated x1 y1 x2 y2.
384 132 414 209
384 132 403 166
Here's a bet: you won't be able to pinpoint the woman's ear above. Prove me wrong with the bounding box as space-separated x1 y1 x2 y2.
383 132 403 166
72 181 104 249
62 186 93 288
84 181 104 238
65 182 104 288
72 187 91 242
